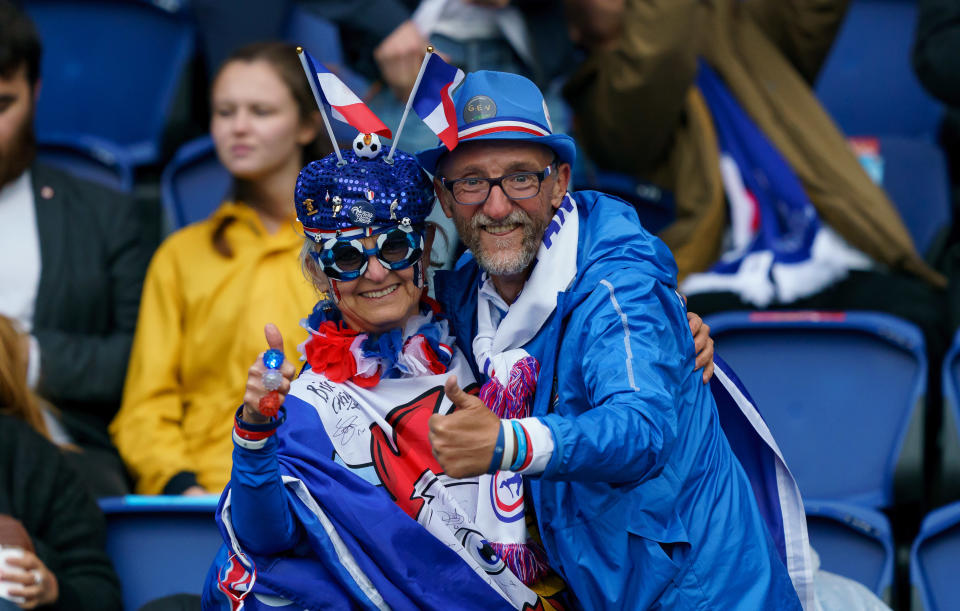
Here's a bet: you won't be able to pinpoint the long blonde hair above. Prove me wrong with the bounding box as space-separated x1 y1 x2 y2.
0 315 50 439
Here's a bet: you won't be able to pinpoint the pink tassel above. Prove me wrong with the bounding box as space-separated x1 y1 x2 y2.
490 541 549 585
480 356 540 419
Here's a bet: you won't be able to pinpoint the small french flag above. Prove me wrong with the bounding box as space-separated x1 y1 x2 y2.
411 53 465 151
302 49 392 139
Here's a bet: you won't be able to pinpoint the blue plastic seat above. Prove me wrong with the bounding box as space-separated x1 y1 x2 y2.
25 0 195 166
704 311 926 507
36 134 135 192
870 136 952 256
815 0 943 140
805 500 894 603
161 136 231 230
942 330 960 502
911 501 960 611
99 495 222 611
571 148 675 235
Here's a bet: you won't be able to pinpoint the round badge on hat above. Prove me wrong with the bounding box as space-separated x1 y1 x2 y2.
463 95 497 123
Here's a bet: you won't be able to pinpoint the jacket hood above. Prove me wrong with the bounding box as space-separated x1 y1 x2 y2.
570 191 678 296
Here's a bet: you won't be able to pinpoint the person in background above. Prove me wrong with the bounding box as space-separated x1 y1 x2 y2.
0 0 151 498
0 314 122 611
110 41 330 496
563 0 946 357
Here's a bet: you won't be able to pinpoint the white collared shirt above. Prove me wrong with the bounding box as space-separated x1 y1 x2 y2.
0 170 43 387
413 0 534 69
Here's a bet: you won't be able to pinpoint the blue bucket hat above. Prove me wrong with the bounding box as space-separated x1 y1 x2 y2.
415 70 576 176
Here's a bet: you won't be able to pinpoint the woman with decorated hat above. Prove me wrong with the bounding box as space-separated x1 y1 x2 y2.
202 138 578 610
201 50 716 606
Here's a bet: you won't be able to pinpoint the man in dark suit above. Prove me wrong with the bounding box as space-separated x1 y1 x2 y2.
0 1 152 496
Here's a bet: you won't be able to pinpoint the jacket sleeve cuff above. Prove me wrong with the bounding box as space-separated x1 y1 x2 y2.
162 471 199 495
534 414 565 478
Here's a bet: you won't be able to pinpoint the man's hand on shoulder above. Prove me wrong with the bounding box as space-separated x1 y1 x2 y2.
687 311 715 383
429 376 501 478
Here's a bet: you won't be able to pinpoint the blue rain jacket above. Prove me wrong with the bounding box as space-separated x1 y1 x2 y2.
435 191 801 610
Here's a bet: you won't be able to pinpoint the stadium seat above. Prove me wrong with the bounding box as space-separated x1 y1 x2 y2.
865 136 952 257
99 495 222 611
25 0 195 166
911 501 960 611
36 134 135 193
805 500 894 603
704 311 926 507
815 0 943 140
942 330 960 503
571 150 675 235
161 136 231 230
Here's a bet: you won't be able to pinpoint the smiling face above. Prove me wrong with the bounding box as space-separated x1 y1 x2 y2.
435 141 570 277
315 232 433 335
210 60 316 183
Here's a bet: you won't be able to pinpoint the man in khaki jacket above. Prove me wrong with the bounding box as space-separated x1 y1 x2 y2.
563 0 946 350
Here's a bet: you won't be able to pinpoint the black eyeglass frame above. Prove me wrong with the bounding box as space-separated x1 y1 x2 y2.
439 164 555 206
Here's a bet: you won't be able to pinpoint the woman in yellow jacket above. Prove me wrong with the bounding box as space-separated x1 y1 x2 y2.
110 42 330 495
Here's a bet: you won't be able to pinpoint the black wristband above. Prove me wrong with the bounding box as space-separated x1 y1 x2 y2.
234 405 287 432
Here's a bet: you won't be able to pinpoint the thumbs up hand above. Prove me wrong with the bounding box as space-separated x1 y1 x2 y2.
428 375 502 478
242 324 297 424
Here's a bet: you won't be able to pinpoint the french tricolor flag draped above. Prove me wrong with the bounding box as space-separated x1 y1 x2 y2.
411 53 465 150
711 356 815 609
301 49 392 139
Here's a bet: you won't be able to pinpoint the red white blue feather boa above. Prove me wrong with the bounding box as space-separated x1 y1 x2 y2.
297 300 454 387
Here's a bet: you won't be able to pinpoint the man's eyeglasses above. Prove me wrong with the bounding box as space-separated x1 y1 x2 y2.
310 226 423 281
440 165 554 206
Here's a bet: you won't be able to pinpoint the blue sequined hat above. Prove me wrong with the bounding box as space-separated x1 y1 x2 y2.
295 142 434 241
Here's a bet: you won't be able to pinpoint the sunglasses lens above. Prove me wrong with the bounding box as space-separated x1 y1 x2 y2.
331 242 365 272
380 230 412 264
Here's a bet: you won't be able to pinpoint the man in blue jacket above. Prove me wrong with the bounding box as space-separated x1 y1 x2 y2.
422 70 804 609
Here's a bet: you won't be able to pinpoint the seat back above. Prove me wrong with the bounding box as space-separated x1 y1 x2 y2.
704 311 926 507
25 0 195 166
36 135 135 192
571 150 676 235
161 136 231 229
860 136 952 257
99 495 222 611
815 0 943 140
805 501 894 603
911 501 960 611
941 331 960 502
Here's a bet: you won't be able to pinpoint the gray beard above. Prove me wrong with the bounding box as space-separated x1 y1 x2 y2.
452 208 549 276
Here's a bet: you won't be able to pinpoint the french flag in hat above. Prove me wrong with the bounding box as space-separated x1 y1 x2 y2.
302 50 392 139
412 53 465 151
